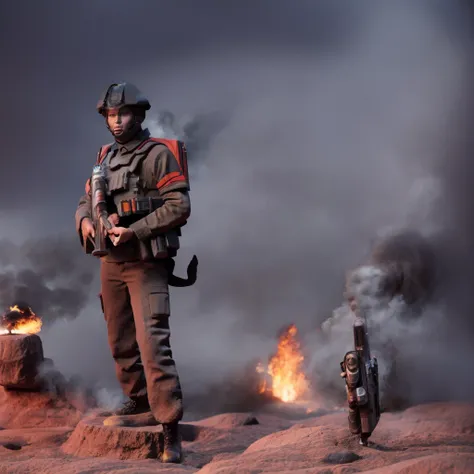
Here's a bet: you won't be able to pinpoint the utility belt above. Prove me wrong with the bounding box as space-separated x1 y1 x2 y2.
115 196 181 260
119 197 163 217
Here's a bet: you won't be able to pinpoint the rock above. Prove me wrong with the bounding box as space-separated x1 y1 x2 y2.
1 400 473 473
0 334 44 389
322 451 362 464
62 416 165 460
197 402 474 473
63 416 202 460
362 453 474 473
191 413 261 429
259 400 330 420
62 412 288 465
243 416 259 426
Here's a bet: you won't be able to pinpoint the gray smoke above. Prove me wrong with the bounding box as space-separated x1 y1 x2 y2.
147 110 231 167
311 229 443 408
25 1 474 414
152 2 474 412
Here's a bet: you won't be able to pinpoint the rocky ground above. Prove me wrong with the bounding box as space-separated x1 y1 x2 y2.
0 388 473 473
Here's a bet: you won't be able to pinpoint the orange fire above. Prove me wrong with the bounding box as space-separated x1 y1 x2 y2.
0 305 42 335
257 324 309 403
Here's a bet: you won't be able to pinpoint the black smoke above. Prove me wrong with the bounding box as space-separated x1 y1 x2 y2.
1 1 474 413
0 235 95 324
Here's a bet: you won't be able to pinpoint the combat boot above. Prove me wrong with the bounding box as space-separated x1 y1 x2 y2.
161 422 182 463
113 396 150 416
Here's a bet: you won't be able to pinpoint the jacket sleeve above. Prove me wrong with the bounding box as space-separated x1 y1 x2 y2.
75 178 92 246
129 147 190 241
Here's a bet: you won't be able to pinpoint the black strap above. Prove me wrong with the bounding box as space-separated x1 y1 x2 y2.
167 255 198 287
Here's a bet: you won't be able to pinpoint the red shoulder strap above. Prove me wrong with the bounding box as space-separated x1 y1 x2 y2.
138 138 190 187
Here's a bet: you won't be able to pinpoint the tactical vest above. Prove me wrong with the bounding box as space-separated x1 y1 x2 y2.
87 138 189 260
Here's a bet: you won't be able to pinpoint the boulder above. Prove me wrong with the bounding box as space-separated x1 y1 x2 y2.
0 334 44 389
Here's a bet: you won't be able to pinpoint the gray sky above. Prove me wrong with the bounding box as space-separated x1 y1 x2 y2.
1 1 474 406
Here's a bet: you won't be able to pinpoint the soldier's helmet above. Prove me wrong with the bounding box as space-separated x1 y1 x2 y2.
96 82 151 115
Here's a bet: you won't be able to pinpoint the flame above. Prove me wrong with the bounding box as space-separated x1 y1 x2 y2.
256 362 267 394
0 305 42 335
257 324 309 403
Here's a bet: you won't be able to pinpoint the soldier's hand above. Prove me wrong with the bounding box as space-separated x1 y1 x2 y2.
108 213 119 226
81 218 95 241
107 226 135 246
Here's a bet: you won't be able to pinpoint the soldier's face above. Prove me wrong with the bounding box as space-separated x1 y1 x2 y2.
106 107 135 137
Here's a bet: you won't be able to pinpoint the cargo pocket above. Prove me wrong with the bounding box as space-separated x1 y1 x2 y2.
148 291 170 317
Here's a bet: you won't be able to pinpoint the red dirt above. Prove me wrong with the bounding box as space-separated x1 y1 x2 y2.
0 387 83 429
0 391 472 473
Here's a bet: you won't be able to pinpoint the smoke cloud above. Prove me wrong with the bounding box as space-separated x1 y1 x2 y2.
0 235 95 324
146 110 231 168
5 1 473 415
140 1 474 412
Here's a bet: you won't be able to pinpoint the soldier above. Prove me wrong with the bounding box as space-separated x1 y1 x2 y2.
75 82 191 463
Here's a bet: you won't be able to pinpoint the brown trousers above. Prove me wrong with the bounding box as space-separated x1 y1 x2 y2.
100 260 183 424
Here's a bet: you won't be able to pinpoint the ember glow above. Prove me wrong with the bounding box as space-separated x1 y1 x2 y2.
257 324 309 403
0 304 42 335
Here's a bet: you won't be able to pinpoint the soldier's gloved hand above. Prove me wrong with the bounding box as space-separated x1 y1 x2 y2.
107 213 119 226
81 218 95 241
107 226 135 246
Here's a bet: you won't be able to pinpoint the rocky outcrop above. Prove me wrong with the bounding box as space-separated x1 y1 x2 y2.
0 334 44 389
0 401 472 473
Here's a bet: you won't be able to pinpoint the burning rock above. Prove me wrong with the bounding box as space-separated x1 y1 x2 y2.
0 301 97 428
0 302 42 335
0 302 50 391
257 324 310 403
0 302 44 389
0 333 44 389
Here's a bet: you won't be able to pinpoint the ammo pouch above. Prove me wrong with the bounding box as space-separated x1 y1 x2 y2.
117 196 181 260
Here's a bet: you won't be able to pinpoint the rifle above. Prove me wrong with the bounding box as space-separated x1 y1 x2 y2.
85 164 113 257
84 164 199 286
340 302 381 446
